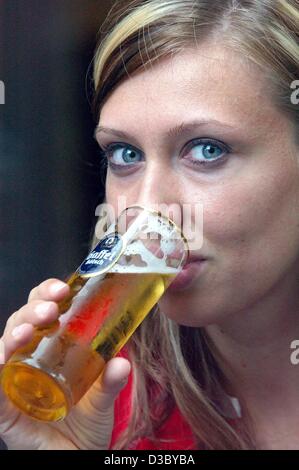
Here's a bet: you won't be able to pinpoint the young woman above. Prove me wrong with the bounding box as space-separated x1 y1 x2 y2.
0 0 298 450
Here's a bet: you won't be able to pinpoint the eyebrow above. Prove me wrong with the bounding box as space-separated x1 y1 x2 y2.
94 119 237 141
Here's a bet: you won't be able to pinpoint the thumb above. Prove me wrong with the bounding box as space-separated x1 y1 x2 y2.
66 357 132 450
74 356 132 418
89 357 132 411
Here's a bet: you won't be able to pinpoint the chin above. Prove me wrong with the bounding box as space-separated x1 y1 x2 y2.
157 297 207 327
157 290 232 328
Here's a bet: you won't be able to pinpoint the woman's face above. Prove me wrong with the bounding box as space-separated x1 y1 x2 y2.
95 45 299 327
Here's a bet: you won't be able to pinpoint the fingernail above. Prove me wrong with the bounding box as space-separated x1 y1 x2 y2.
35 302 54 319
11 324 28 339
50 282 67 295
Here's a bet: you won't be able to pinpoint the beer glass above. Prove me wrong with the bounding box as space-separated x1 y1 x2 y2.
0 205 188 422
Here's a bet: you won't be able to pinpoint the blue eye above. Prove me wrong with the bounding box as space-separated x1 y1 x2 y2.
103 144 143 167
183 139 229 167
101 138 230 173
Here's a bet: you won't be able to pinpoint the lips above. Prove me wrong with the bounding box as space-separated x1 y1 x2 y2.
186 253 206 264
167 256 206 291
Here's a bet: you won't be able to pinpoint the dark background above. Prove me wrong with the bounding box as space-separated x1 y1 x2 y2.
0 0 115 332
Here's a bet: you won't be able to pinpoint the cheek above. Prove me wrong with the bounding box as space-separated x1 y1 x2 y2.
105 174 142 213
205 163 299 249
159 166 299 327
105 181 118 210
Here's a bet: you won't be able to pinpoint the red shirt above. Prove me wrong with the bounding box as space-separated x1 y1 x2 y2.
109 350 197 450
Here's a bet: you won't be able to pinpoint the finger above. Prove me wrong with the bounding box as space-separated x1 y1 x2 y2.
82 357 132 412
28 278 70 303
4 300 59 337
1 323 35 362
101 357 132 392
0 338 4 365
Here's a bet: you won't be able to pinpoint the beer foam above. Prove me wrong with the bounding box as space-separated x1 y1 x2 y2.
110 265 178 274
110 239 179 274
111 213 184 274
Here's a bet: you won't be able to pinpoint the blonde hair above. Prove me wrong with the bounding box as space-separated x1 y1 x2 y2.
92 0 299 449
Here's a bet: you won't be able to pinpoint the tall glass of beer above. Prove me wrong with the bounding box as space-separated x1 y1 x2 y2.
0 205 189 422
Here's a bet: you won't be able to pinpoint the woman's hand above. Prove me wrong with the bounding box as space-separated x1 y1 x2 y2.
0 279 131 450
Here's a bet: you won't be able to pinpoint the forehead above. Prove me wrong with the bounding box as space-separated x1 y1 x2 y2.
100 45 279 133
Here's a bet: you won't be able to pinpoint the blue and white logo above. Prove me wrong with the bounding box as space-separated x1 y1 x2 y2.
78 233 124 277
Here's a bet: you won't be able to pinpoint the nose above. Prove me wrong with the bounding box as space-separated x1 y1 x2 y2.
131 162 189 259
133 160 185 225
132 161 203 255
135 160 182 209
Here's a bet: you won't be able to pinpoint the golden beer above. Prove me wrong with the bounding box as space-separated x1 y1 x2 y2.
1 270 176 421
0 206 188 421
